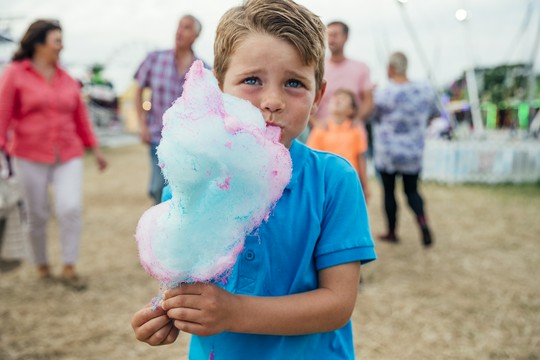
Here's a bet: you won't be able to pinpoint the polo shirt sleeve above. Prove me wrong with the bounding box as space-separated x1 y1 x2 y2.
161 185 172 202
315 158 376 269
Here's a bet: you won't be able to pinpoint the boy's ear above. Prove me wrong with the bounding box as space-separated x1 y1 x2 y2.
310 80 327 116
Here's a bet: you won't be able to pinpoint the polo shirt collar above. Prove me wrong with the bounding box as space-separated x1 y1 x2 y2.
285 139 307 191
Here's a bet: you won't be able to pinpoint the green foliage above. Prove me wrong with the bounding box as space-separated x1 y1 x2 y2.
448 63 539 108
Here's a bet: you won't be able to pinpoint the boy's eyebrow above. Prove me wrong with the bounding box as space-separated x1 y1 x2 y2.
232 68 314 84
283 70 313 84
233 67 264 77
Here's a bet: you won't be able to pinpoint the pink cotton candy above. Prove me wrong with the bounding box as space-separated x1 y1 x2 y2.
135 60 292 287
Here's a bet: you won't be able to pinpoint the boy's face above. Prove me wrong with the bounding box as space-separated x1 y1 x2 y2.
221 33 325 148
329 92 354 118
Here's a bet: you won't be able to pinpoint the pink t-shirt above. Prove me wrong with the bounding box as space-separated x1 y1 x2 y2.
317 58 372 121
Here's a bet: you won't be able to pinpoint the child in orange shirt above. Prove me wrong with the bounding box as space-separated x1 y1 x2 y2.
307 88 370 201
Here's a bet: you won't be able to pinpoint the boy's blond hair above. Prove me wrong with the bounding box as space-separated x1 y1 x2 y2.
214 0 326 91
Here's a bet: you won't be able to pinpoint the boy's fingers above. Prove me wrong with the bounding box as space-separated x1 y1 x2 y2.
146 321 179 346
165 325 181 344
162 294 202 311
133 312 171 342
131 306 167 329
174 320 208 337
167 306 201 323
164 283 204 299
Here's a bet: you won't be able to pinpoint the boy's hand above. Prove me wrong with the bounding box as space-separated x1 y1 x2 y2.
162 283 235 337
131 305 179 346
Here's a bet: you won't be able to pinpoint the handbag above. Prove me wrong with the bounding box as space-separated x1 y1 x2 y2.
0 153 29 260
0 155 23 217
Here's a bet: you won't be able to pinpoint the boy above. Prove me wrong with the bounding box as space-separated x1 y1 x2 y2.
131 1 376 358
307 88 371 202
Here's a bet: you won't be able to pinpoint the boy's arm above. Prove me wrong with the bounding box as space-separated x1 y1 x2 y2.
162 261 361 337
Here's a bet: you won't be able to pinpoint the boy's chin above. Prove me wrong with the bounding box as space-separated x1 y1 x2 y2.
280 137 293 149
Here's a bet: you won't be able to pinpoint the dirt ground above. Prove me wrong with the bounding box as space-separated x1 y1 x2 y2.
1 143 539 360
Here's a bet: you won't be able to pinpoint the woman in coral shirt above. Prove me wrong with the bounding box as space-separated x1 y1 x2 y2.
0 20 107 289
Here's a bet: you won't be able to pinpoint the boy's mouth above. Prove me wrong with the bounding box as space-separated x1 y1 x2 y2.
265 124 282 142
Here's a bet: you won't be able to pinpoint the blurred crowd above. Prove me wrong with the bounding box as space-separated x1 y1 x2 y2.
0 12 443 287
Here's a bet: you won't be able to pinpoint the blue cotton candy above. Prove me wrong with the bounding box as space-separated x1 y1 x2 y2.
135 61 292 286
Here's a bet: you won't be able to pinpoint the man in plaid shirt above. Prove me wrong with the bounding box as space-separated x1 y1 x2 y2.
134 15 210 204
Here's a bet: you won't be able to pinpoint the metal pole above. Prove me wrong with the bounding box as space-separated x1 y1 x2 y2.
457 10 484 135
527 4 540 127
395 1 457 129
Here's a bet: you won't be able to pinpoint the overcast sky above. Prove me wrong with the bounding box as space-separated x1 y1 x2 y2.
1 0 538 93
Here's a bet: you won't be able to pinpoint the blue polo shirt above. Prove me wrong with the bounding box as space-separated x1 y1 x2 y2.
163 140 376 359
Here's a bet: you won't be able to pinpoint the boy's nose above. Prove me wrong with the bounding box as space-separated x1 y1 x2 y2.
261 92 284 113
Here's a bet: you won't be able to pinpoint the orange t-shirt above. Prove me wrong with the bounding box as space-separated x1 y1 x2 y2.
307 120 368 171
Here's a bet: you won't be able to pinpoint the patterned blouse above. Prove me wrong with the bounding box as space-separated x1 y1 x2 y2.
372 81 440 174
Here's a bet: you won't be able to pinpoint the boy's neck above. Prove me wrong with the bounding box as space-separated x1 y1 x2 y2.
332 114 349 125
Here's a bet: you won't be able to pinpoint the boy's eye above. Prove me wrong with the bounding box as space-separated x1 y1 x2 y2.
286 79 304 88
243 77 260 85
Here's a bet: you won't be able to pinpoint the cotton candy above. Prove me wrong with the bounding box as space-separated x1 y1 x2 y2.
135 60 292 287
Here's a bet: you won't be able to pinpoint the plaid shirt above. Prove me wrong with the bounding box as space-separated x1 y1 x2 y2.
134 49 209 144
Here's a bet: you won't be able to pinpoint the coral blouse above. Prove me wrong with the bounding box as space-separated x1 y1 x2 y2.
0 59 97 164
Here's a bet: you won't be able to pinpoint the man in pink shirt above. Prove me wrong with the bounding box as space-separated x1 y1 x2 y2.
316 21 373 124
